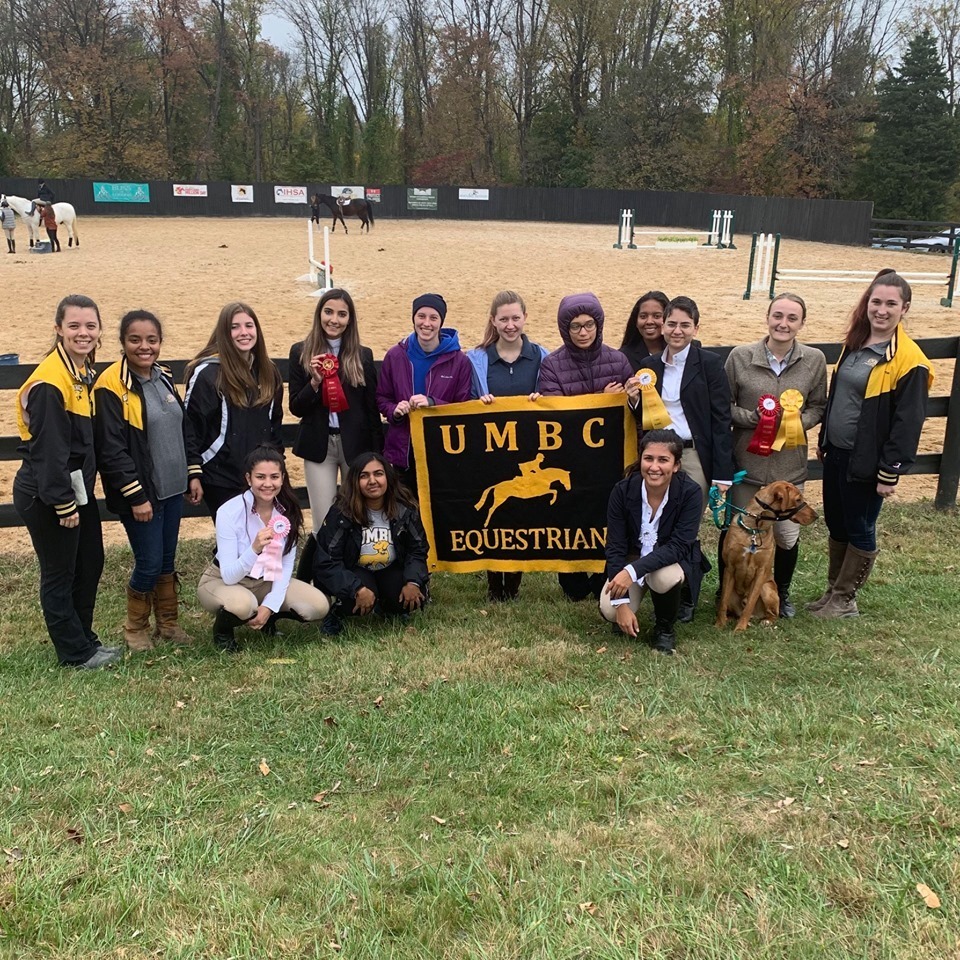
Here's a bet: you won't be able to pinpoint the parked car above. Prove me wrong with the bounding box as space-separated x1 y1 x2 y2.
873 230 958 253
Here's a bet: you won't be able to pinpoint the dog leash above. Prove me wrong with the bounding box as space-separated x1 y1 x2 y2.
708 470 748 530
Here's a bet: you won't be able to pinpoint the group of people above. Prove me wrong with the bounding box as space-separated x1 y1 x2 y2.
1 179 59 254
14 271 931 668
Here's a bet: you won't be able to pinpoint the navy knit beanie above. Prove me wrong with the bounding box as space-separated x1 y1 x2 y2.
412 293 447 324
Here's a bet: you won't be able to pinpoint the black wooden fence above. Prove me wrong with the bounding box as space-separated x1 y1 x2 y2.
1 177 875 245
870 219 960 251
2 338 958 529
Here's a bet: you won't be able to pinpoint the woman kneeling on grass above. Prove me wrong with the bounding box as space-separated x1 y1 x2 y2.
312 452 429 634
600 429 706 656
197 446 330 652
94 309 204 652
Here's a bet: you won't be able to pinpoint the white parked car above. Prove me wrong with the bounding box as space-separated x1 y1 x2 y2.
875 230 958 253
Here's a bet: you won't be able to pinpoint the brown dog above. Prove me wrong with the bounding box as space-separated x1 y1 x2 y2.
716 481 817 632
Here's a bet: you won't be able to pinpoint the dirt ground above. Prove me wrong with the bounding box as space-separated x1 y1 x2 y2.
2 216 956 551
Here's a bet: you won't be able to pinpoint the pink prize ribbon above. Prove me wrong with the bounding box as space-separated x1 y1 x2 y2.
251 514 291 581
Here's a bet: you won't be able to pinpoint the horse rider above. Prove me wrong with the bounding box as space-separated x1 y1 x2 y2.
30 179 56 216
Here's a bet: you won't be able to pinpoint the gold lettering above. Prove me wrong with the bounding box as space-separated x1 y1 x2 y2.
514 530 527 550
482 529 499 549
485 421 518 452
563 528 572 550
538 421 562 450
546 528 562 550
590 528 606 550
464 530 484 555
500 530 514 550
572 529 589 549
530 529 544 549
582 417 604 448
439 424 466 455
450 530 465 551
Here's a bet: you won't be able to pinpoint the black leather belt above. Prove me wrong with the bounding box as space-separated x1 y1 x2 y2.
682 439 695 449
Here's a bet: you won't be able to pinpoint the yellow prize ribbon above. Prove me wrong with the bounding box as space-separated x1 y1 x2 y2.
772 388 805 450
636 369 672 431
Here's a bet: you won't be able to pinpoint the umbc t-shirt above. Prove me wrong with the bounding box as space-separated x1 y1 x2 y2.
358 508 396 570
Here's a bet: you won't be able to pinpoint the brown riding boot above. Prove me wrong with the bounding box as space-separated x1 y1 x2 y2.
806 538 848 612
153 572 192 644
810 545 878 619
125 585 155 651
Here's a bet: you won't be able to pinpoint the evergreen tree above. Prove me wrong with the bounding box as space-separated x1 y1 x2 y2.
860 31 960 220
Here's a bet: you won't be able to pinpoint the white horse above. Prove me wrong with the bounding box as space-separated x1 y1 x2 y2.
1 194 80 248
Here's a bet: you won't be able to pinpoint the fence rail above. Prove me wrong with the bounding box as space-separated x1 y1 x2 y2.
870 218 960 249
2 338 958 528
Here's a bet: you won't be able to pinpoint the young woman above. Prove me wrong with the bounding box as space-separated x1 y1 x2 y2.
1 198 15 254
312 452 429 632
196 446 330 651
723 295 827 617
14 295 119 669
619 291 669 369
289 288 382 533
94 310 204 651
539 292 633 601
184 301 284 517
466 289 548 601
40 203 60 252
600 429 706 655
376 293 473 498
811 270 932 619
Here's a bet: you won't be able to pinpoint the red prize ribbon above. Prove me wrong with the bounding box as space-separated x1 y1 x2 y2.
314 355 349 413
746 394 781 456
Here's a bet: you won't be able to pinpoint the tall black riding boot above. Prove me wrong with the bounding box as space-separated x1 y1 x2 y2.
213 609 245 652
650 583 682 655
773 543 800 619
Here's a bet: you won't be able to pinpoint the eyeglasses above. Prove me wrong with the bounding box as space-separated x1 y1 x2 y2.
569 319 597 334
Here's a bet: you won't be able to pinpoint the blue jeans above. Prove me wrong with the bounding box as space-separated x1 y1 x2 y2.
821 446 883 551
120 495 184 592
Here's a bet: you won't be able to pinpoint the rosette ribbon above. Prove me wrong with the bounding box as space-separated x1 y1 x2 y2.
250 515 291 581
314 354 349 413
746 394 781 456
635 369 672 431
772 389 805 451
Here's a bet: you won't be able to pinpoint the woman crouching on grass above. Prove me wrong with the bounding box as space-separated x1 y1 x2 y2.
94 309 204 652
600 429 707 656
196 446 330 652
312 452 429 634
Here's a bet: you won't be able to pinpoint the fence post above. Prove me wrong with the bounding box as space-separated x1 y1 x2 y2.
935 336 960 509
767 234 781 299
742 232 758 300
941 239 960 308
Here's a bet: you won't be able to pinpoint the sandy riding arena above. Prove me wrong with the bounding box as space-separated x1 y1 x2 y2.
1 216 955 546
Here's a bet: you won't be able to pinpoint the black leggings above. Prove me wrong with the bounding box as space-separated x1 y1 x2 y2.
352 563 409 615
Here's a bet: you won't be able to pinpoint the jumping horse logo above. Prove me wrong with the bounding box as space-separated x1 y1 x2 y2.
473 455 572 527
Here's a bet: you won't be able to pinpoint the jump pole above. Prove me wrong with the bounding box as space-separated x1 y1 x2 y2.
742 232 779 300
705 209 736 249
613 209 637 249
299 220 332 296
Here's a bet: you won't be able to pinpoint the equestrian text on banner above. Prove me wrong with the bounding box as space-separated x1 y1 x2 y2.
411 396 638 573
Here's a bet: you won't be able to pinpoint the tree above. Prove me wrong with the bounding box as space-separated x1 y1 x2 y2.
859 30 960 219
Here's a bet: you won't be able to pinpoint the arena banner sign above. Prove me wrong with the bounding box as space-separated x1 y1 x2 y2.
93 182 150 203
407 187 438 211
458 188 489 201
411 396 637 573
274 185 307 203
173 183 208 197
331 185 365 202
365 188 381 203
231 184 254 202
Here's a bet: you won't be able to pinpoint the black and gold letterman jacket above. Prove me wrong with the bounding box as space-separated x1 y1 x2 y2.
15 344 96 518
819 324 933 486
93 357 202 515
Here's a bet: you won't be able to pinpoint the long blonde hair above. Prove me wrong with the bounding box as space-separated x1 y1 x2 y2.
476 290 527 349
299 288 365 387
185 301 280 407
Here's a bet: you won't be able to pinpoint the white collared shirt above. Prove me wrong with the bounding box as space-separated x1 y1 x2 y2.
610 481 669 605
661 345 692 439
215 490 295 612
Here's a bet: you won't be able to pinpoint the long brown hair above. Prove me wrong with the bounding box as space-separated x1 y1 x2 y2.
476 290 527 349
337 452 415 524
243 445 303 555
185 301 280 407
50 294 102 365
299 288 365 387
844 269 912 353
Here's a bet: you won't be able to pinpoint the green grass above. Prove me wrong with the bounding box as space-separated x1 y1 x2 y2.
1 503 958 958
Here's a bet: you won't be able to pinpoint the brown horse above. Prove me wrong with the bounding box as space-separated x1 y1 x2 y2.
315 194 375 234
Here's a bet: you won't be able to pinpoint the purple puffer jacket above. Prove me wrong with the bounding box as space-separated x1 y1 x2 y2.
539 292 633 396
376 337 473 468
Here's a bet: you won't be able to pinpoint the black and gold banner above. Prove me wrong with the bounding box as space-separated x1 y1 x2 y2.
411 396 638 573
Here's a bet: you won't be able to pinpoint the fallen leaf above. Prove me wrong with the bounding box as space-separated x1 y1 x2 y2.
144 748 155 757
4 848 25 863
65 827 84 844
775 797 796 809
837 838 850 849
373 695 384 708
916 883 941 909
742 886 757 901
856 758 876 767
258 759 271 776
323 716 338 727
816 775 824 785
431 815 447 825
619 724 630 733
175 701 186 710
578 901 598 916
329 943 342 952
479 609 488 616
118 802 134 815
595 645 607 654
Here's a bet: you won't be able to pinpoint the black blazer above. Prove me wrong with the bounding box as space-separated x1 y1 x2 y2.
605 470 708 604
288 342 383 464
637 343 735 483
